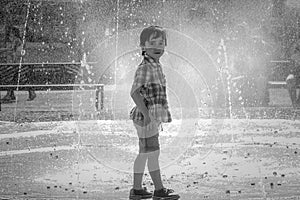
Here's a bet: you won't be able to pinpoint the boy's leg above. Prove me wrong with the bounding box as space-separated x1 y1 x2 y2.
130 122 154 199
148 150 163 191
133 122 150 190
142 122 164 191
144 125 180 199
133 139 162 190
133 153 147 190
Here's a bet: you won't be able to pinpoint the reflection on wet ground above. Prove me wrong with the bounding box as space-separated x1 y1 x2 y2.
0 118 299 199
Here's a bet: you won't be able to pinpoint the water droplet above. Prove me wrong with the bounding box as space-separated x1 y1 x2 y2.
21 50 26 56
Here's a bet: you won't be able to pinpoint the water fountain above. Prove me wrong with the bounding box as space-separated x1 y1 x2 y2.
0 0 300 199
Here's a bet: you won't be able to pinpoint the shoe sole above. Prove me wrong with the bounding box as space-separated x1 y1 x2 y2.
152 196 180 200
129 195 152 200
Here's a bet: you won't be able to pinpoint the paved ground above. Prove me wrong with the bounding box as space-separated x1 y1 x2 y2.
0 89 299 200
0 118 300 200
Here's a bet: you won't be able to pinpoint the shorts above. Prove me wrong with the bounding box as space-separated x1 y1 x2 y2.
133 120 161 153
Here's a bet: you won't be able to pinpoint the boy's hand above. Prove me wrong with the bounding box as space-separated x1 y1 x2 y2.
143 114 151 126
143 113 156 131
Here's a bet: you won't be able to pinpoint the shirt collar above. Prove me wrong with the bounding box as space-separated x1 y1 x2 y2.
144 54 160 65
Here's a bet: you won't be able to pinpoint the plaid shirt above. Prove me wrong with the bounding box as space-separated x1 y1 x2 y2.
130 55 172 123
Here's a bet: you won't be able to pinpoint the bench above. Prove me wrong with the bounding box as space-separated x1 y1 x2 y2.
266 60 300 106
267 60 300 89
0 62 104 111
267 81 287 88
0 62 84 85
267 81 300 89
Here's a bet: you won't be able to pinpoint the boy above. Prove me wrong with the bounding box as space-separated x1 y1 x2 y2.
129 26 180 200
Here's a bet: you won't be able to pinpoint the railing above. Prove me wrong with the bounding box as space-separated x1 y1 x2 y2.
0 62 104 111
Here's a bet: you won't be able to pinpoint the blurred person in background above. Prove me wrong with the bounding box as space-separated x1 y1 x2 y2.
286 38 300 108
0 26 36 102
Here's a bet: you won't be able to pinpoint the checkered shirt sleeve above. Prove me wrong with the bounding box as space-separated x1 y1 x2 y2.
131 64 151 95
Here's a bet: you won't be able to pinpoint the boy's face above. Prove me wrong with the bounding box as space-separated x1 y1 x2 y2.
144 34 165 60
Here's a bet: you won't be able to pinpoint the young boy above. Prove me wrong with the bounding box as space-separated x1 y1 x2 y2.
129 26 180 200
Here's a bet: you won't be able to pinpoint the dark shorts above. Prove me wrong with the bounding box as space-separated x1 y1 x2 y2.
133 120 160 153
138 134 160 153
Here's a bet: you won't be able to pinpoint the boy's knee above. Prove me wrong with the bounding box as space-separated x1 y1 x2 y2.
147 150 160 172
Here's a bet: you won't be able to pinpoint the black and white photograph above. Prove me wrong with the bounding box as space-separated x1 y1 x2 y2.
0 0 299 199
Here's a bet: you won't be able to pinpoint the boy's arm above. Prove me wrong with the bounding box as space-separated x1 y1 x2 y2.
130 87 149 118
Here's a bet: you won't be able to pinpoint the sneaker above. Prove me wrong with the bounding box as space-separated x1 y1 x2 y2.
129 187 152 200
153 188 180 200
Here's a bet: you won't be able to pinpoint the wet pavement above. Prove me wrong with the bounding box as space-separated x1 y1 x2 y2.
0 118 299 200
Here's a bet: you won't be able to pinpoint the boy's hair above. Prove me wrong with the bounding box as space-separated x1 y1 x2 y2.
140 25 167 47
